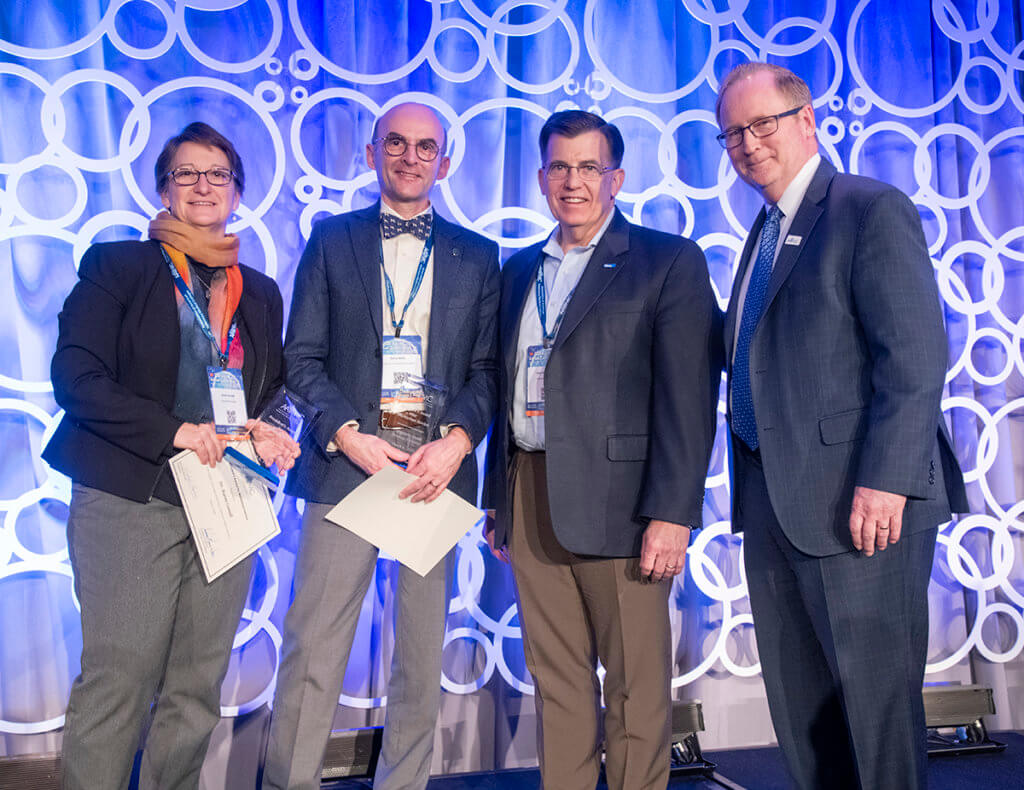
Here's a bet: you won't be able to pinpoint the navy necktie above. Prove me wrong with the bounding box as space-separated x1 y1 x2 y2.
380 212 431 240
732 206 782 450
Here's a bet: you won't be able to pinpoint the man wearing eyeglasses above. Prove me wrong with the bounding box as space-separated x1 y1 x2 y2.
262 102 499 790
716 63 966 790
485 110 720 789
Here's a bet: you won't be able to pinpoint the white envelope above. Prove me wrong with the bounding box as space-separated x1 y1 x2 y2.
325 465 484 576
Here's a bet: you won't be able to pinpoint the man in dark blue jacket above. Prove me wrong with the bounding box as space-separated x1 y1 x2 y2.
263 102 499 790
717 63 967 790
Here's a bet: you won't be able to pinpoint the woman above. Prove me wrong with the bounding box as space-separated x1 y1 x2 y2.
44 122 298 789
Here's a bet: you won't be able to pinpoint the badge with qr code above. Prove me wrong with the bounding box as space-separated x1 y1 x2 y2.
208 366 248 437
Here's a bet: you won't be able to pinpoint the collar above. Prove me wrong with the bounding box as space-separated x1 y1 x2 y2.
771 153 821 219
542 207 617 263
380 201 433 222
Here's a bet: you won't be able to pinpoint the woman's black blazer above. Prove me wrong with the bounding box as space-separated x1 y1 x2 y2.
43 239 285 502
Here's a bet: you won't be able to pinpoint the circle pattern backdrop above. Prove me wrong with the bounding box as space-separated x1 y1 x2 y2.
0 0 1022 734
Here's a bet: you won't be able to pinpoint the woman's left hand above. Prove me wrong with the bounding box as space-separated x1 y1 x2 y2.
246 419 301 471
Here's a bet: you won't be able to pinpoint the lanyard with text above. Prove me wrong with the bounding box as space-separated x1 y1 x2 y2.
535 260 575 349
160 246 237 369
380 229 434 337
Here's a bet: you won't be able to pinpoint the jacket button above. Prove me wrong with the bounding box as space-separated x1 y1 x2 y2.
374 348 381 358
367 402 376 410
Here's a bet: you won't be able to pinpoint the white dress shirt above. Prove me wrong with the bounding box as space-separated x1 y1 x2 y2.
730 153 821 356
329 202 436 447
728 154 820 413
511 209 616 451
379 202 435 363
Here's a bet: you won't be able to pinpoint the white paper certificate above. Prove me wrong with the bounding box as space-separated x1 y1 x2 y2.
169 444 280 583
325 465 484 577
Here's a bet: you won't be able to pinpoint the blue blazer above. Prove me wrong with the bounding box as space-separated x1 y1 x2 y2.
487 209 722 557
724 159 968 556
283 203 500 505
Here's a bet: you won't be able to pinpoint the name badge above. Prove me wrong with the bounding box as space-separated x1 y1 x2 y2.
525 344 549 417
208 366 248 437
381 335 424 406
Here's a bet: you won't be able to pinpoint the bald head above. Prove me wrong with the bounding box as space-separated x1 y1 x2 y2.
372 102 447 154
366 101 451 218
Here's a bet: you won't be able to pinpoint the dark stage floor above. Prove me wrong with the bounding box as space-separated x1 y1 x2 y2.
324 730 1023 789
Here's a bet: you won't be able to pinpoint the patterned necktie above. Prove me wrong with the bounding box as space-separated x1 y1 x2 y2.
731 206 782 450
380 212 432 240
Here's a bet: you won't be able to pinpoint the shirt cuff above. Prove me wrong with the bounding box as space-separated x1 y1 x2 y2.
326 420 360 453
441 424 473 453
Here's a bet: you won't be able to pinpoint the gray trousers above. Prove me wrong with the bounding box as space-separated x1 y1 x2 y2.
262 501 452 790
741 453 937 790
61 483 254 790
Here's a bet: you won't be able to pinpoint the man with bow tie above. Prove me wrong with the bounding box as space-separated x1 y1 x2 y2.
262 102 499 790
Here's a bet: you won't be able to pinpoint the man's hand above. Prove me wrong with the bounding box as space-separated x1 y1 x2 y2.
483 510 509 563
399 427 473 503
246 419 301 471
849 485 907 557
173 422 226 468
335 425 409 475
639 519 691 582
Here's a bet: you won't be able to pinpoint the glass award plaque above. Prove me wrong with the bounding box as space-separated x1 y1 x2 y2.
223 388 322 490
379 374 449 453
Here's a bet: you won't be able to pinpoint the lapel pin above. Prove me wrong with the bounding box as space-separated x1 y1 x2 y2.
603 262 617 268
784 235 802 246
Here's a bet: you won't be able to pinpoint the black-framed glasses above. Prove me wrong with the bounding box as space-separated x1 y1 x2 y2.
544 162 616 182
716 106 805 149
373 134 441 162
166 167 236 187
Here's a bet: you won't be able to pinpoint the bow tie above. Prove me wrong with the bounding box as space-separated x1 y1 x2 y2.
380 212 432 241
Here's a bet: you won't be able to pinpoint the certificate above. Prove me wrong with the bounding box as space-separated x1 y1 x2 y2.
169 443 280 583
325 465 484 577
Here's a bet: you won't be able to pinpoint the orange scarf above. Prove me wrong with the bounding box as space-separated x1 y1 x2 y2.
149 211 243 351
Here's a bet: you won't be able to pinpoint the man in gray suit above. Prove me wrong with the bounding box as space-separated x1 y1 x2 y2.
717 63 967 790
487 110 721 789
262 102 499 790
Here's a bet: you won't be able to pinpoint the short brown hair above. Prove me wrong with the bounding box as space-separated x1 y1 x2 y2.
539 110 624 169
155 121 245 195
715 63 813 124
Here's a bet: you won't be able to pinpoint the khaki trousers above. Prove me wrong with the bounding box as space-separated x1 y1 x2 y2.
509 451 672 790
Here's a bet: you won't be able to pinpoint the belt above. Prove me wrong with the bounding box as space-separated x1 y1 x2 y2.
379 410 426 430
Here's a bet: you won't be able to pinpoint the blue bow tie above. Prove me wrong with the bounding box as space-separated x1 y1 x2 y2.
380 212 432 240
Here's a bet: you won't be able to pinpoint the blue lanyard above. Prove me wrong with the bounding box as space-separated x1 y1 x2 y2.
380 228 434 337
160 246 237 368
535 261 575 348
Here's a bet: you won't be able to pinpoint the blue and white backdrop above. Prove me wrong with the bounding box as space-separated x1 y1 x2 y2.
1 0 1023 784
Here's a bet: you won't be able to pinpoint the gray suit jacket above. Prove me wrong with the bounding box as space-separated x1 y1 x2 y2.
488 209 722 557
725 159 968 557
284 202 500 504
